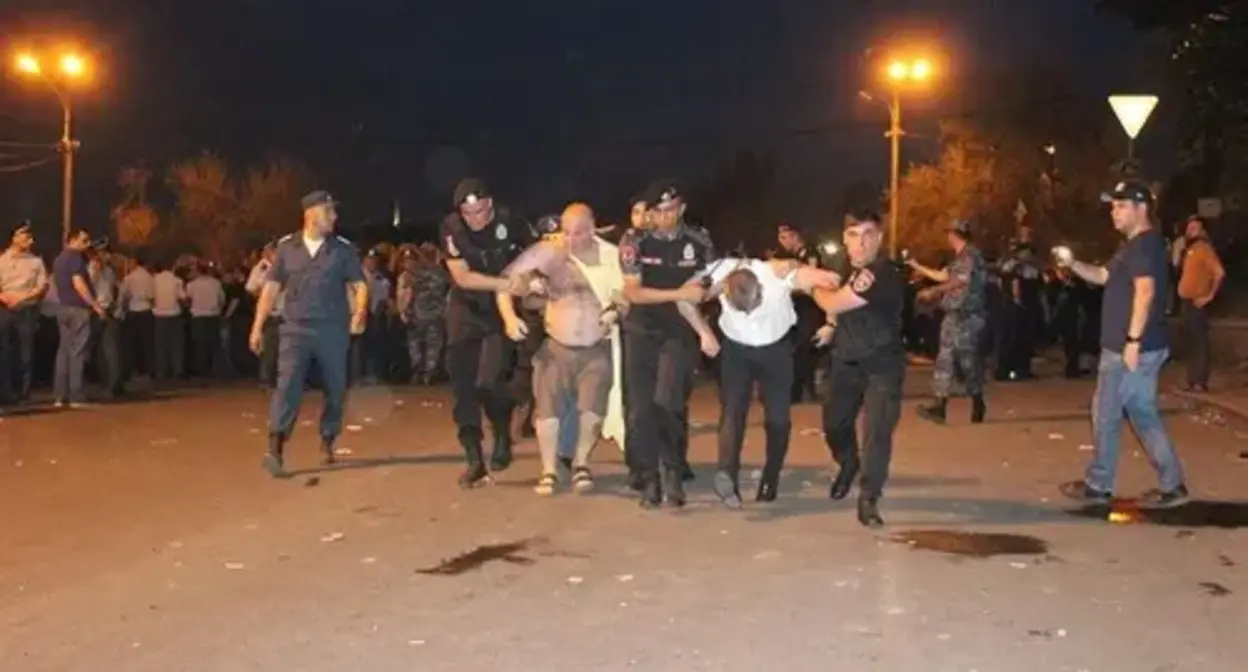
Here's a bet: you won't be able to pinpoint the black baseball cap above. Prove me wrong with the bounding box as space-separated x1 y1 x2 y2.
643 180 683 210
1100 180 1154 208
453 178 491 208
301 190 337 211
945 219 973 236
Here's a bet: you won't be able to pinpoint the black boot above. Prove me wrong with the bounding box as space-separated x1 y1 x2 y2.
262 433 289 479
857 496 884 529
971 396 986 424
662 467 686 508
639 474 663 509
829 458 860 501
916 397 947 425
489 431 513 473
458 443 492 489
320 435 337 465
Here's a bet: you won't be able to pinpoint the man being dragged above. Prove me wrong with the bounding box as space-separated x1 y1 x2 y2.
499 203 626 495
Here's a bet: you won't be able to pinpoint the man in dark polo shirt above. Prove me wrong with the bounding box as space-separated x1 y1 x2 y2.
1057 180 1188 508
52 229 106 407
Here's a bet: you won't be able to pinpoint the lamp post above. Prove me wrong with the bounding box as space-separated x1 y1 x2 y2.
863 57 932 257
1108 94 1158 171
13 50 90 243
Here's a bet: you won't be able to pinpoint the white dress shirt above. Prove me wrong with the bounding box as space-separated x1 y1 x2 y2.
153 271 186 317
121 266 156 312
711 258 797 347
187 275 226 317
246 259 283 315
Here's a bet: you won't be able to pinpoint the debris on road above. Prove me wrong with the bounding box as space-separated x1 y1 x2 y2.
1078 444 1093 452
224 562 245 570
799 428 823 437
321 532 345 543
346 425 363 432
1199 581 1232 597
1047 433 1065 440
407 639 426 646
334 447 354 456
304 477 320 487
566 576 584 584
361 557 377 564
150 438 178 446
616 574 634 583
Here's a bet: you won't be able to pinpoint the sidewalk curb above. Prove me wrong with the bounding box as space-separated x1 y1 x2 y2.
1170 390 1248 422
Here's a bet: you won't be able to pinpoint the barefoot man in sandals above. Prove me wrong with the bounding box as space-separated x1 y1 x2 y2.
498 203 626 495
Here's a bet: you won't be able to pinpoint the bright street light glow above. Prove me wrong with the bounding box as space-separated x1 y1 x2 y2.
1108 95 1159 140
60 54 85 77
911 59 932 80
16 53 40 75
820 241 840 256
887 61 909 81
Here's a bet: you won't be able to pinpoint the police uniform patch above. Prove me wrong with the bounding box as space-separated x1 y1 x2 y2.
496 223 508 240
683 243 694 261
620 243 637 265
851 268 875 294
445 235 459 257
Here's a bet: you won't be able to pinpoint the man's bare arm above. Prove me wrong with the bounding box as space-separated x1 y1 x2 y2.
909 262 950 284
251 282 279 334
1128 276 1154 339
1070 261 1108 286
676 300 715 341
349 280 368 322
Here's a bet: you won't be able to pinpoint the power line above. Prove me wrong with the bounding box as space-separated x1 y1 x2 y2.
0 155 58 173
0 140 58 149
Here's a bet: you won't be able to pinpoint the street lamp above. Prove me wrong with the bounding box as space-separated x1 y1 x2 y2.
863 56 933 257
1108 94 1158 162
11 49 91 242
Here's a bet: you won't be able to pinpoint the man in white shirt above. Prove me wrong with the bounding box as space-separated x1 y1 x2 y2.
0 222 49 406
152 261 187 381
88 247 125 397
698 256 839 508
120 257 156 380
186 262 226 378
247 244 282 387
361 251 392 383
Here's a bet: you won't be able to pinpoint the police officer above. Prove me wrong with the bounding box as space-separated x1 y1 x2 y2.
773 223 822 403
440 178 535 488
909 219 989 424
811 208 906 528
249 190 368 478
618 180 717 509
396 244 449 385
0 222 49 407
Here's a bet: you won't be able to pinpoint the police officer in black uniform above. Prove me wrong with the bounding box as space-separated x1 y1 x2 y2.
439 178 536 488
774 223 822 403
249 190 368 478
811 208 906 528
618 181 717 509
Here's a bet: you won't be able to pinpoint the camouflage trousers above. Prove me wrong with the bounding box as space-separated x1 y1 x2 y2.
932 314 985 398
405 319 444 378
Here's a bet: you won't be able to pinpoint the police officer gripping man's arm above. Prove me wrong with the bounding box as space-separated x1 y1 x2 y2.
249 190 368 478
808 209 906 529
617 180 717 510
438 178 538 489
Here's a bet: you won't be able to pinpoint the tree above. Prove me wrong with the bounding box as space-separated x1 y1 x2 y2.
237 157 313 251
111 166 160 247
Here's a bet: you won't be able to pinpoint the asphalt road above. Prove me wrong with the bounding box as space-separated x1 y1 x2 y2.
2 370 1246 671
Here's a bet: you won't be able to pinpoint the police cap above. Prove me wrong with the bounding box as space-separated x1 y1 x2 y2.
453 178 491 208
643 180 683 210
301 190 337 211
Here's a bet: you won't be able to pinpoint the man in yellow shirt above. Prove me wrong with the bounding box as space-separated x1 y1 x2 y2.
1177 215 1225 392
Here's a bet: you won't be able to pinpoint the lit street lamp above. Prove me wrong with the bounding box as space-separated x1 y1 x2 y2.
1108 94 1158 164
862 56 933 258
11 49 91 242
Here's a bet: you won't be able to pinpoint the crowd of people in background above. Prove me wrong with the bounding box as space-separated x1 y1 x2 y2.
0 207 1225 413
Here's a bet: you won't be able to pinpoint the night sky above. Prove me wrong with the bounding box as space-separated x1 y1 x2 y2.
1 0 1153 245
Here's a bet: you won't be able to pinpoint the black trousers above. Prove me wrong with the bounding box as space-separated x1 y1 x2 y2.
259 316 280 386
624 328 696 480
822 352 905 499
1183 299 1211 387
190 315 221 377
447 332 514 460
717 337 793 480
122 310 155 378
790 303 820 402
91 314 124 395
0 305 38 403
153 315 185 380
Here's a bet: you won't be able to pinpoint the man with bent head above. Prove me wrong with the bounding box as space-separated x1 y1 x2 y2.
501 203 625 494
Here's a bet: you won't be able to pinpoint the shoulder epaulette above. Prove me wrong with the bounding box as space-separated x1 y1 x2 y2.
278 233 295 243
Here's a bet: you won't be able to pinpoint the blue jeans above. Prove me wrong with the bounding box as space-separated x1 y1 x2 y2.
54 306 93 403
1085 348 1185 493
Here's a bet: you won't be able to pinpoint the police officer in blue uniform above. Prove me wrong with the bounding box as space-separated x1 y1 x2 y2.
812 208 906 528
618 180 717 509
249 190 368 478
440 178 536 488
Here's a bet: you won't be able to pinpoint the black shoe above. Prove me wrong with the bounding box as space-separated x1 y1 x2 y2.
626 469 646 493
971 396 986 424
916 398 947 425
662 468 686 508
1139 484 1190 509
639 478 663 509
320 436 336 465
829 460 859 500
458 462 492 489
489 439 513 472
713 471 743 509
262 434 288 479
680 462 696 482
857 497 884 529
1058 480 1112 505
756 471 779 502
